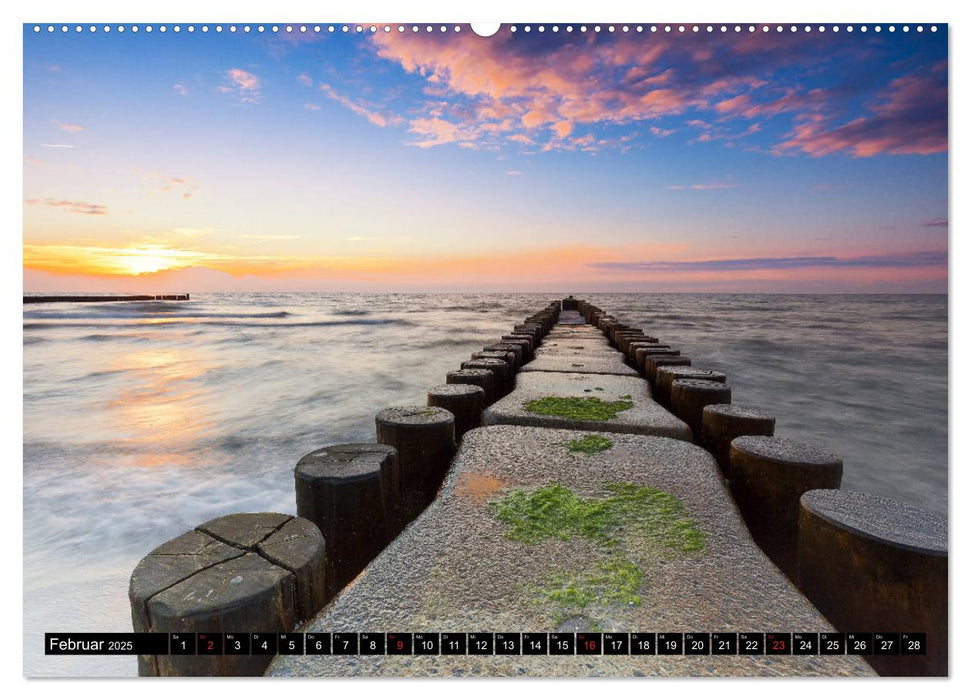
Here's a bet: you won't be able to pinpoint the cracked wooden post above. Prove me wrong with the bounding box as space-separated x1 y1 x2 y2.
730 436 842 578
295 444 399 599
129 512 325 676
375 406 456 523
798 489 947 676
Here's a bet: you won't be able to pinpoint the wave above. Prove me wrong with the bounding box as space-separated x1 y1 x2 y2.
24 317 414 331
26 309 293 321
427 337 494 347
331 309 371 317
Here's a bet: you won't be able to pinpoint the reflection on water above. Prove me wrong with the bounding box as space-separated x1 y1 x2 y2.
106 347 217 465
23 292 947 676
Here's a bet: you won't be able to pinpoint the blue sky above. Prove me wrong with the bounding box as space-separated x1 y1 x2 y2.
23 23 948 291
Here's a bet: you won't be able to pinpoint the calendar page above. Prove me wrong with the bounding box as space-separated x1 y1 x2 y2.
21 11 949 681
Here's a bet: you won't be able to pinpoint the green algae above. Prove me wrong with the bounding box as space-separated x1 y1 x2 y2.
602 482 706 553
488 483 613 545
568 434 614 454
524 396 633 421
489 481 706 625
489 481 705 553
530 557 642 611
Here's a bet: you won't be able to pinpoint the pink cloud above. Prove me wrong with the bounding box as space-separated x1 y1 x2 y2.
666 181 738 191
775 66 947 158
368 31 704 151
338 31 946 158
297 73 313 87
54 121 83 132
218 68 261 103
137 171 201 200
25 198 108 215
320 84 397 128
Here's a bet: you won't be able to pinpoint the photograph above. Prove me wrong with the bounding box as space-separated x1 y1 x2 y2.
21 18 948 679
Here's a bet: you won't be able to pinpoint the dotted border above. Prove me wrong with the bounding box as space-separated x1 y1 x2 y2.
29 24 940 35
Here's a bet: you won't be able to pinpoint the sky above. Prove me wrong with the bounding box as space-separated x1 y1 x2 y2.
22 23 948 293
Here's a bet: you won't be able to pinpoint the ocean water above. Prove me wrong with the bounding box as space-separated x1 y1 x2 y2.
22 293 948 676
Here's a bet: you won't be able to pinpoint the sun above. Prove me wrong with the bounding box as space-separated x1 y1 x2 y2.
114 247 198 275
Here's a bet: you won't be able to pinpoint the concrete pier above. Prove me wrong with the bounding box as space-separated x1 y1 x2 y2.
133 297 943 678
267 303 881 677
268 426 872 677
484 370 691 439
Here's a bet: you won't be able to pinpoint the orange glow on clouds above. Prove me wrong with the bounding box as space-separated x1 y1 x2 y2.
22 240 943 292
23 240 675 285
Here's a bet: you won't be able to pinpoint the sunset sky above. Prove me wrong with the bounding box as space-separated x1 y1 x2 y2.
22 23 948 292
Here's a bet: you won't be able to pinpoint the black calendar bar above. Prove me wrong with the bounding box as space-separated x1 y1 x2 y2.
44 631 927 655
45 633 169 655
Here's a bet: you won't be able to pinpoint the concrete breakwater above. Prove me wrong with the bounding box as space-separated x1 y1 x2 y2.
24 294 190 303
129 298 945 677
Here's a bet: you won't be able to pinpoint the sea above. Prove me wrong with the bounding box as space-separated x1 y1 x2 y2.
22 292 948 676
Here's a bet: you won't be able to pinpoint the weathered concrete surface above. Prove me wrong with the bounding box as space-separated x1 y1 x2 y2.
269 426 873 677
545 321 610 340
545 330 611 341
483 371 691 440
521 355 640 377
535 339 612 354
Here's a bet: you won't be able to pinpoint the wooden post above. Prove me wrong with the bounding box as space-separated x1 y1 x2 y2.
130 513 325 676
375 406 456 523
730 436 842 578
428 384 485 439
700 404 774 477
798 489 947 676
295 444 399 598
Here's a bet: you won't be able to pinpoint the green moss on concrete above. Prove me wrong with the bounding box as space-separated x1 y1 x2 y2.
568 435 614 454
530 557 642 611
524 396 633 421
489 481 705 553
488 483 613 545
602 482 706 553
490 481 706 626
